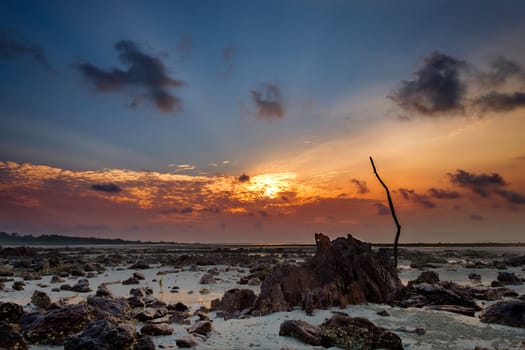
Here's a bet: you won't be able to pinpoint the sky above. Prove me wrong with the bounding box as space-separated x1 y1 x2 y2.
1 0 525 243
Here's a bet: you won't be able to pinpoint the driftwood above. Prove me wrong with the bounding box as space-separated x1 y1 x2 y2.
370 156 401 268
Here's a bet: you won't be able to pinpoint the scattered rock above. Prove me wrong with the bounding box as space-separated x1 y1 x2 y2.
0 321 28 350
71 279 91 293
425 305 476 317
319 314 403 350
123 276 141 285
130 288 145 297
279 320 321 346
87 296 132 319
50 276 64 284
377 310 390 317
214 288 257 314
64 318 138 349
199 273 217 284
128 296 145 308
497 272 523 285
479 300 525 328
491 280 504 287
176 334 199 348
31 290 51 309
129 262 150 269
0 302 25 323
133 272 146 280
248 277 261 285
187 320 212 336
12 280 25 291
96 283 113 297
411 271 440 285
136 334 156 350
468 273 482 281
141 323 174 336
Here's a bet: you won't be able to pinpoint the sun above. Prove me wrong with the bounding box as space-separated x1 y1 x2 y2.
245 173 297 199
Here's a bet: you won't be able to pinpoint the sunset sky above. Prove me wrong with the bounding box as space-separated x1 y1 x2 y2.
1 0 524 243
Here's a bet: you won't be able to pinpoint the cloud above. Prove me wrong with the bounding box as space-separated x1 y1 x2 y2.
373 202 390 216
473 91 525 112
398 188 436 208
251 83 284 119
351 179 369 194
447 169 505 197
0 31 53 71
478 56 523 86
180 207 193 214
390 52 467 116
91 183 122 193
238 173 250 183
448 169 525 206
74 40 185 113
427 187 462 199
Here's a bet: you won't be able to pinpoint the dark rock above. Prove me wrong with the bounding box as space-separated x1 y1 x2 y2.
71 269 86 277
136 334 156 350
215 288 257 314
176 335 198 348
491 280 504 287
133 272 146 280
60 284 72 291
400 282 482 311
130 288 145 297
128 296 145 308
31 290 51 309
172 302 189 312
0 302 24 323
140 323 174 336
87 296 132 320
123 277 141 285
0 246 37 257
96 284 114 297
144 286 153 295
497 272 523 285
71 279 91 293
64 318 138 350
13 280 25 291
377 310 390 317
20 304 102 345
425 305 476 316
0 321 28 350
479 300 525 328
248 277 261 285
254 233 402 315
319 314 403 350
50 276 64 284
279 320 321 346
187 320 212 336
411 271 440 285
146 299 167 308
129 262 150 269
199 273 216 284
468 273 482 281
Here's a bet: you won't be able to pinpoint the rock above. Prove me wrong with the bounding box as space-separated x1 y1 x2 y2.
187 320 212 336
278 320 321 346
50 275 64 284
136 334 156 350
319 314 403 350
87 296 132 320
71 279 91 293
425 305 476 316
130 288 145 297
129 262 150 269
412 271 440 285
123 276 141 285
176 334 199 348
133 272 146 280
0 246 37 257
20 304 102 345
248 277 261 285
497 272 523 285
199 288 210 294
0 302 25 323
400 282 482 311
377 310 390 317
128 296 145 308
12 280 25 291
479 300 525 328
96 283 114 297
199 273 216 284
491 280 504 287
215 288 257 314
141 323 174 336
0 321 28 350
31 290 51 309
172 302 189 312
468 273 482 281
64 318 138 350
70 269 85 277
146 299 167 308
254 233 402 315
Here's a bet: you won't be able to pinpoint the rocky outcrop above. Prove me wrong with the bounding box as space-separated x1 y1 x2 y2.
254 233 402 315
0 302 24 323
140 323 174 336
479 300 525 328
187 320 212 336
64 318 140 350
497 272 523 285
319 314 403 350
211 288 257 315
410 271 439 285
87 296 133 320
0 321 28 350
279 320 321 346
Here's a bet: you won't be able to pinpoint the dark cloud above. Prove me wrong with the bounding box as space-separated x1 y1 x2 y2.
251 83 284 119
448 169 525 206
0 32 52 71
474 91 525 112
351 179 369 194
373 202 390 216
427 187 462 199
478 56 523 86
258 210 270 217
469 214 484 221
447 169 505 197
75 40 185 113
180 207 193 214
398 188 436 208
238 173 250 182
91 183 122 193
390 52 467 116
